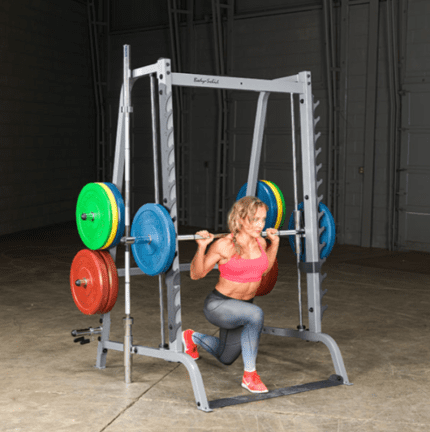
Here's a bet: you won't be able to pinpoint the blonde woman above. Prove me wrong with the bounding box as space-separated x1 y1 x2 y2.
183 196 279 393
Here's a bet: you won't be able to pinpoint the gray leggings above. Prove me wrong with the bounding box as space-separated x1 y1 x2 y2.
192 290 264 369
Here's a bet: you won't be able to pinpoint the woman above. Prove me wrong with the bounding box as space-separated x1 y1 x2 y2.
183 196 279 394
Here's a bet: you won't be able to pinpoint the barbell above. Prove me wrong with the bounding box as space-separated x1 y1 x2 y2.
129 202 303 276
124 229 302 244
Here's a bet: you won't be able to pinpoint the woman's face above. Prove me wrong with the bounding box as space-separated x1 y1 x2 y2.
239 206 267 238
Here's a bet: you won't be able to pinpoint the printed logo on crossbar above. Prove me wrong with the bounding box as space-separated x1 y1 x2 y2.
194 77 220 85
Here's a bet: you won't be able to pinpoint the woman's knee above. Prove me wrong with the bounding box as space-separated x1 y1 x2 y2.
247 306 264 327
253 306 264 323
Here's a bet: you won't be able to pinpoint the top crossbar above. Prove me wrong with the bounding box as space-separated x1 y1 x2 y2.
130 60 306 94
171 72 305 94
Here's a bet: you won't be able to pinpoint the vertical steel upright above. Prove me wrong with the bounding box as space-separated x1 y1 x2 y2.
246 92 271 197
298 71 325 333
150 73 167 348
123 45 133 383
290 94 305 330
157 58 183 351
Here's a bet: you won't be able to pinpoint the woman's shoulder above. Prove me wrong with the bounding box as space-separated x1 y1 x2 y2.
215 234 234 248
214 235 235 256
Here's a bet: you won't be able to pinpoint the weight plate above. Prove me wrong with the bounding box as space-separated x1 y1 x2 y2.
261 180 283 229
70 249 110 315
288 202 336 261
97 250 119 314
255 258 278 296
96 183 119 250
267 181 286 229
235 181 277 229
104 182 125 248
131 203 176 276
76 183 112 250
162 209 177 274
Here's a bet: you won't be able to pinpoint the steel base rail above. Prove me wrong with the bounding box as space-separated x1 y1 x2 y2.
262 326 352 385
99 340 212 412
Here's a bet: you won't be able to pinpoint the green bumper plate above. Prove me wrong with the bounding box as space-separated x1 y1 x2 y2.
76 183 112 250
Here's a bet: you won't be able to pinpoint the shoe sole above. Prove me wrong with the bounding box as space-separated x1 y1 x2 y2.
241 382 268 394
182 331 199 361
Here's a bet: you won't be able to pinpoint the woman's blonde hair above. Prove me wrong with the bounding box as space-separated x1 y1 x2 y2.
227 196 268 256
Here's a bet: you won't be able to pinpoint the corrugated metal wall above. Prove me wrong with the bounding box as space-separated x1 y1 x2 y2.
397 0 430 252
227 10 326 232
107 0 430 253
0 0 95 235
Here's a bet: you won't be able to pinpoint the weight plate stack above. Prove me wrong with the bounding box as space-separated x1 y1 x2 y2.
236 181 278 229
96 183 119 249
104 182 125 249
266 181 287 229
70 249 110 315
261 180 283 229
96 250 119 314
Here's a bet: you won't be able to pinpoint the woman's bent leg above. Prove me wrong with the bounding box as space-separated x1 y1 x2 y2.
192 331 220 357
203 293 264 368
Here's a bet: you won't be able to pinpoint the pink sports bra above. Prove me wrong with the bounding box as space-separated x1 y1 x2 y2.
219 235 269 283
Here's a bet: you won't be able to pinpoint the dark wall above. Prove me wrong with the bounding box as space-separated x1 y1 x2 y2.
0 0 95 235
107 1 430 253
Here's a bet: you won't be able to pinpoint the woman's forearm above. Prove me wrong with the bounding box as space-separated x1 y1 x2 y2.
190 246 207 279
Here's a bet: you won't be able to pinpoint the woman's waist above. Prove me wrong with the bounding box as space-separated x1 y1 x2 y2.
215 278 259 300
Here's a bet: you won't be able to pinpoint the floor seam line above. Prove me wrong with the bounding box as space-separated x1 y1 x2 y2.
99 363 182 431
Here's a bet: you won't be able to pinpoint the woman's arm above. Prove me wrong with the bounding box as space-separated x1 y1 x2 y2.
190 232 223 280
262 228 279 275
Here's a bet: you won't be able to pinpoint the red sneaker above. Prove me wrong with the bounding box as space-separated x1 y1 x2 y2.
241 371 268 393
182 329 199 360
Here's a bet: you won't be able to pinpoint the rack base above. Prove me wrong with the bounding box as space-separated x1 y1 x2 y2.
209 374 345 409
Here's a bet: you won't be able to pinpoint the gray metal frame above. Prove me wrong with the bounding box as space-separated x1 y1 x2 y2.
93 46 351 413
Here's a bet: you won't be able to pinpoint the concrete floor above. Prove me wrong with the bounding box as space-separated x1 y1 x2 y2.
1 222 430 431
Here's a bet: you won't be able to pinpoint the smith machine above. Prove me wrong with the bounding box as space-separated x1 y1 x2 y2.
72 45 351 412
